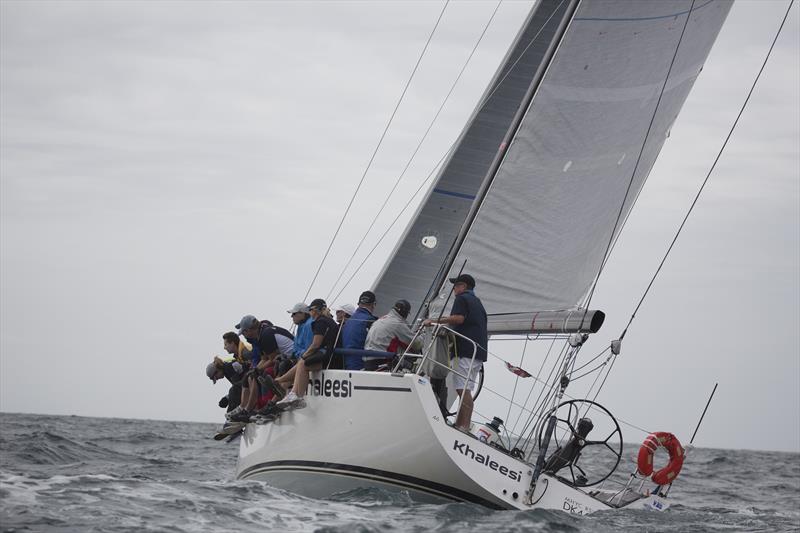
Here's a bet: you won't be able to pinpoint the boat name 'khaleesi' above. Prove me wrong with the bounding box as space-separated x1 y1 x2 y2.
307 372 352 398
452 440 522 482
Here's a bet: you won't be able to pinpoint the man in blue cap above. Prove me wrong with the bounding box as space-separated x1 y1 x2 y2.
423 274 487 430
229 315 294 421
340 290 378 370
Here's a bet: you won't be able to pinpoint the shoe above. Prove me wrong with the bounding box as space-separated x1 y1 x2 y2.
225 406 245 420
252 413 278 425
276 390 298 406
293 398 307 410
256 402 281 417
229 409 253 423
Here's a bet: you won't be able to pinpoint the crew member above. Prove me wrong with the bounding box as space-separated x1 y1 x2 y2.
340 290 378 370
276 298 339 409
363 299 419 370
423 274 487 431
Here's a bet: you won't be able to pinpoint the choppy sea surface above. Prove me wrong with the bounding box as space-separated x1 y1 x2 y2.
1 412 798 532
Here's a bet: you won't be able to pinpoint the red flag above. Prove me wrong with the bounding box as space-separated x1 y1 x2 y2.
505 361 531 378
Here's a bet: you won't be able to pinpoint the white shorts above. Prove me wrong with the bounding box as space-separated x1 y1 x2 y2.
452 357 482 390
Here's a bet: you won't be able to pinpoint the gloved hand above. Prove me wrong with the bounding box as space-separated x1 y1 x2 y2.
219 395 229 408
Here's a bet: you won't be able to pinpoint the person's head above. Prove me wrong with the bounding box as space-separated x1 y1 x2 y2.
448 274 476 296
358 290 376 312
335 303 355 324
393 299 411 319
308 298 327 319
236 314 260 340
287 302 310 325
222 331 240 354
206 357 224 383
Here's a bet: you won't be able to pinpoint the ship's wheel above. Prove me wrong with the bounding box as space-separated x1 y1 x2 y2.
535 399 623 487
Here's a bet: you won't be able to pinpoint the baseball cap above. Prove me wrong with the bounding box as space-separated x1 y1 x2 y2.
393 299 411 318
235 314 259 333
206 362 219 382
448 274 476 289
336 303 356 316
358 290 376 305
287 302 309 315
308 298 327 311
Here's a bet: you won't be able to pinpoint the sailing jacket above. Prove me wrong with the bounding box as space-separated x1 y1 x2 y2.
341 306 377 369
364 309 415 353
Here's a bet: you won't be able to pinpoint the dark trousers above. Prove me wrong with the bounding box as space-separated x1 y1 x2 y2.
226 384 242 412
430 378 449 416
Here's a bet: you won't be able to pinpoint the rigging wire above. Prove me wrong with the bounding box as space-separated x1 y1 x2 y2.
579 0 697 313
476 341 654 441
329 149 452 304
325 0 504 302
504 334 530 431
616 0 796 343
575 0 795 404
328 0 568 303
301 0 450 302
508 335 560 437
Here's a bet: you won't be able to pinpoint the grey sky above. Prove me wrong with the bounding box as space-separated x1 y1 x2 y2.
1 1 797 452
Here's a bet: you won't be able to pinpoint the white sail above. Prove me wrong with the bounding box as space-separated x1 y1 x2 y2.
370 0 576 316
372 0 732 316
449 0 732 314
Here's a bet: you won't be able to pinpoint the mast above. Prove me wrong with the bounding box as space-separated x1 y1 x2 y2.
371 0 579 317
424 0 581 312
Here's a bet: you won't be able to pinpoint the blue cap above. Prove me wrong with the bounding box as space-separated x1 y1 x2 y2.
235 315 259 334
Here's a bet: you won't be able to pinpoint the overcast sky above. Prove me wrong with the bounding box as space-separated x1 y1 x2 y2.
1 0 798 453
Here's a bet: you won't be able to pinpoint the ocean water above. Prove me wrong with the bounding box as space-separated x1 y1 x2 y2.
1 412 798 532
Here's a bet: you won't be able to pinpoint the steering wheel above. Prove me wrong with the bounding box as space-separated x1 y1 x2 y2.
535 399 623 487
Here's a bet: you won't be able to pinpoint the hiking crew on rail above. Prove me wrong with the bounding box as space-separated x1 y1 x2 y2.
204 275 489 429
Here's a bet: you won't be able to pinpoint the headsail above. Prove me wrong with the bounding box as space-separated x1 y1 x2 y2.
372 0 732 318
370 0 576 316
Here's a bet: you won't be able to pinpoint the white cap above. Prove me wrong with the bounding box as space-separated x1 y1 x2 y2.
287 302 309 315
335 303 356 316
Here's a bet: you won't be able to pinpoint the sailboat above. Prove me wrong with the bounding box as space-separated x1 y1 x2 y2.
234 0 733 512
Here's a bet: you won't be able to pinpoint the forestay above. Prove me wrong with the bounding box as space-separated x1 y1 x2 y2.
447 0 732 315
373 0 731 318
370 0 575 317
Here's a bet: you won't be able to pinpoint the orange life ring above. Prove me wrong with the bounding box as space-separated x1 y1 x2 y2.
637 432 685 485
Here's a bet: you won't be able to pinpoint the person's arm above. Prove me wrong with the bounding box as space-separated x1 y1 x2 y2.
396 322 416 344
424 295 467 327
257 350 279 369
424 314 464 327
255 330 279 368
302 334 325 359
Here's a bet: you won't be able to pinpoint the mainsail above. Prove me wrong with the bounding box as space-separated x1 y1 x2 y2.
372 0 732 319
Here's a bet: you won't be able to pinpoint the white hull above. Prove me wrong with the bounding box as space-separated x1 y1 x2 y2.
236 370 667 513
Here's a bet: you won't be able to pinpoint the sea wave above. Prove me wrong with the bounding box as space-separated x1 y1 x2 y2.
1 413 798 533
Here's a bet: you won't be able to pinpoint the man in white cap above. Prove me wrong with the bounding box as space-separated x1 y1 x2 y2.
288 302 314 361
276 298 339 409
334 303 356 325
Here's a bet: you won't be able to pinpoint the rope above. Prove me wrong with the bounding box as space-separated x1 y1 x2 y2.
302 0 450 302
328 0 569 303
325 0 504 302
